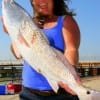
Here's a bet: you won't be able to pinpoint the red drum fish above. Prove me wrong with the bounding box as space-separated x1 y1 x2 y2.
2 0 100 99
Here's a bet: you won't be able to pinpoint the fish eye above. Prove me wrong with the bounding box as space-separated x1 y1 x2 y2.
87 91 91 94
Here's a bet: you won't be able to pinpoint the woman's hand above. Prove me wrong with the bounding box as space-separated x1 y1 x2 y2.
11 41 22 59
58 72 81 95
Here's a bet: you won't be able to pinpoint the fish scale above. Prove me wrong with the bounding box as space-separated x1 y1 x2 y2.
2 0 100 99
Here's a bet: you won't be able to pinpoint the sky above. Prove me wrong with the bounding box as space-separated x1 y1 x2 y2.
0 0 100 61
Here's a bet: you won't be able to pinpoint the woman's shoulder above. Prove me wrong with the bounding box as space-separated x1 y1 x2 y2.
63 15 78 28
62 15 80 45
62 15 80 34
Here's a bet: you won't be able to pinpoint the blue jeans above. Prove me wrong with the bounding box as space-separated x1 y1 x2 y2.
19 86 79 100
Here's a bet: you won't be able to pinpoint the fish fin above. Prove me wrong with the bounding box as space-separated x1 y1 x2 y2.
17 33 30 47
52 47 79 80
51 47 71 67
47 79 59 93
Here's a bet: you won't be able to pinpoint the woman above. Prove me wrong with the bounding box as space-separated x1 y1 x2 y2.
2 0 81 99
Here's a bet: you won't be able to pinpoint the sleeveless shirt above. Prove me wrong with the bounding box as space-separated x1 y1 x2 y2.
22 16 64 90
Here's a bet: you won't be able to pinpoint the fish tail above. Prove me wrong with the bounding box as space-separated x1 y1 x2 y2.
90 89 100 100
77 88 100 100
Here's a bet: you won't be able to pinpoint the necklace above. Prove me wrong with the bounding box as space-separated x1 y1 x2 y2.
33 16 45 29
33 15 57 29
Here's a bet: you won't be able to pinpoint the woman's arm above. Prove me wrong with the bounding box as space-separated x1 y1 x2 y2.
59 15 81 95
62 15 80 66
0 16 8 34
10 41 22 59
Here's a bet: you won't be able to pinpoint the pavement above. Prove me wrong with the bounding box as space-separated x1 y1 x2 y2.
0 76 100 100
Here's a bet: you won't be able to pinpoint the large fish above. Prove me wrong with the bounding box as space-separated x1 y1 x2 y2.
2 0 100 99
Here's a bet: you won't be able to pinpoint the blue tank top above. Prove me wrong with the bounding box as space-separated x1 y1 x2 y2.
22 16 64 90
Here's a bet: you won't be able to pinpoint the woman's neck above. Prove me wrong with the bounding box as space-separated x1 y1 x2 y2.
33 15 58 29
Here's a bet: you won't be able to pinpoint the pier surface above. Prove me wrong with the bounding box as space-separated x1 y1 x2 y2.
0 76 100 100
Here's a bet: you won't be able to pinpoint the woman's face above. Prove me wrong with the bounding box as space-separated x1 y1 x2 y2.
32 0 53 16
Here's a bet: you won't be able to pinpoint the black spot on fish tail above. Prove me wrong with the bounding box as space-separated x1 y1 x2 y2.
87 91 91 94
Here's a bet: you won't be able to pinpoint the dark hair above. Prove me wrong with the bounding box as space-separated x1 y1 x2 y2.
53 0 74 16
30 0 75 16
